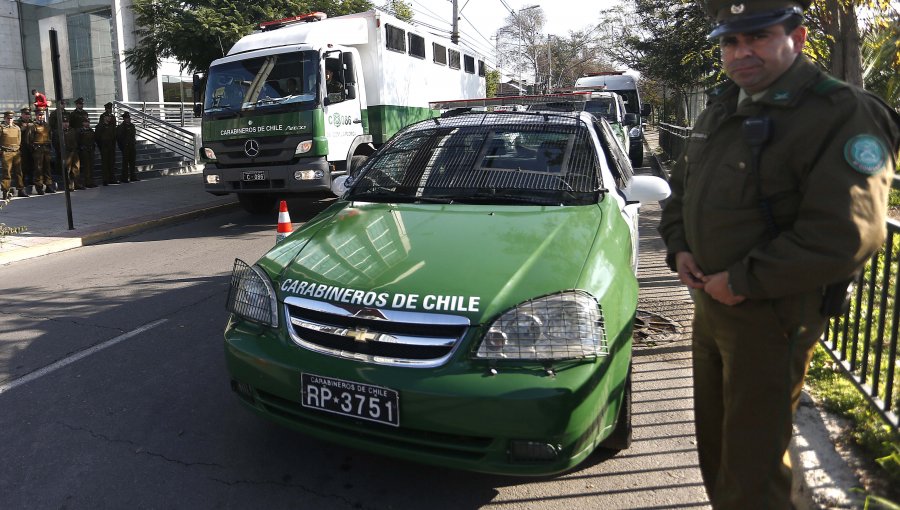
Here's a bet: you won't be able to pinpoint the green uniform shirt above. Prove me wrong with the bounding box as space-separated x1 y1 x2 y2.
659 56 900 299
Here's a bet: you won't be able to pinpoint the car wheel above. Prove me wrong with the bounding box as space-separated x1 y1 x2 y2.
238 193 276 215
599 364 632 451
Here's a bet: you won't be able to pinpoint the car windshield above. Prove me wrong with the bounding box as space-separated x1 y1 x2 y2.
347 113 604 206
204 51 318 117
585 99 616 121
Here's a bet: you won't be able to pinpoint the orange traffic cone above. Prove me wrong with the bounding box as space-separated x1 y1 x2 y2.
276 200 292 243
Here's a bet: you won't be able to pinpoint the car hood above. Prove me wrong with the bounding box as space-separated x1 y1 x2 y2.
273 201 605 323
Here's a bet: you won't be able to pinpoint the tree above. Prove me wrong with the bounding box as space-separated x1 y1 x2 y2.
382 1 413 22
486 68 500 97
125 0 374 81
495 6 547 90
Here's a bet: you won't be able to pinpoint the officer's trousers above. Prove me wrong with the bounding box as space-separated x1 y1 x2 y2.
100 143 116 184
79 149 95 186
691 290 825 509
31 144 51 188
1 149 22 190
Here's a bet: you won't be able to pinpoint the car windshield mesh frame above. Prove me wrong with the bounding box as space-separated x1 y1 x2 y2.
347 112 604 205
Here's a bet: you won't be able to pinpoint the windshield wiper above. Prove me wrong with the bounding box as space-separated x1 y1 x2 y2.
454 191 562 206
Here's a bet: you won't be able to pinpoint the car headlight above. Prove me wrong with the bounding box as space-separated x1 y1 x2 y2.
295 140 313 154
629 126 642 138
203 147 217 160
475 292 607 360
226 259 279 327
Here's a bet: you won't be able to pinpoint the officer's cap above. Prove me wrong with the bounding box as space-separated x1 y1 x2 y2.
62 114 70 122
104 102 113 109
20 107 31 114
75 97 84 105
122 112 131 119
706 0 809 38
4 110 14 118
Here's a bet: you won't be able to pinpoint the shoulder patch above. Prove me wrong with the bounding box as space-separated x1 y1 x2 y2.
814 77 846 96
843 134 889 175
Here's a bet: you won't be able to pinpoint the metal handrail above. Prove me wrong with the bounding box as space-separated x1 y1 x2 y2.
115 102 199 162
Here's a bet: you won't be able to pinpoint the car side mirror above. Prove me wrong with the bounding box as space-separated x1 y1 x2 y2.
624 175 670 203
331 175 350 196
640 104 652 117
623 113 637 126
345 84 356 100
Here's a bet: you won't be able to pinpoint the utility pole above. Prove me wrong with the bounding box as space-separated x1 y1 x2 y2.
451 0 459 44
547 34 552 93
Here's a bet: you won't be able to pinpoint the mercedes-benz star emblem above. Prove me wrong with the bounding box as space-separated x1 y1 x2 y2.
730 3 745 14
244 139 260 158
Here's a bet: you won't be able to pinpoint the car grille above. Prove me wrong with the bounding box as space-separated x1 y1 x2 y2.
284 296 470 367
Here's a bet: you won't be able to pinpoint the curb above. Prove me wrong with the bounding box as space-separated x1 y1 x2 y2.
0 200 240 266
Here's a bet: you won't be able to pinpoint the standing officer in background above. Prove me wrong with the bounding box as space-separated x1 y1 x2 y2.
659 1 900 507
116 112 137 182
95 112 117 185
16 107 33 195
98 102 116 127
77 117 97 188
62 115 82 191
25 108 54 194
69 97 89 132
1 111 23 200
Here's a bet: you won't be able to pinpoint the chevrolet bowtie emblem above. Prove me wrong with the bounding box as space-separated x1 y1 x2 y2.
731 3 745 14
348 328 378 343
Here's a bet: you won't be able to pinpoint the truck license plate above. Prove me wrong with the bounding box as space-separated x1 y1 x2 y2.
301 373 399 427
242 171 266 181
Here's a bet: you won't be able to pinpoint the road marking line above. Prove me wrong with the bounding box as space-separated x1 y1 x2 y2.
0 318 168 395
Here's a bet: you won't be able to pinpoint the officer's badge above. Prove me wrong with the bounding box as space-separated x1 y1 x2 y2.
773 91 790 101
844 134 888 175
731 4 745 14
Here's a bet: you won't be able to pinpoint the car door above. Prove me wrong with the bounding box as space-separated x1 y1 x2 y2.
323 50 364 163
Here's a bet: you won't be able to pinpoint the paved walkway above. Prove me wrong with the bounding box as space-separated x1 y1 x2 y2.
0 133 863 508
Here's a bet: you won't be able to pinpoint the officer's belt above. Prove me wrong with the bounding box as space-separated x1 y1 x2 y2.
1 146 19 152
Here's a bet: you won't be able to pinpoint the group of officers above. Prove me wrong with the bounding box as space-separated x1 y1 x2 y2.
0 98 139 200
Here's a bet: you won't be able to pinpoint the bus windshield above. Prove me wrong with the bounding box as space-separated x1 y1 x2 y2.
204 50 318 116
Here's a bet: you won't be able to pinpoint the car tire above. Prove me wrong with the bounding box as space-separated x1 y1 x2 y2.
599 364 632 451
630 145 644 168
238 193 276 215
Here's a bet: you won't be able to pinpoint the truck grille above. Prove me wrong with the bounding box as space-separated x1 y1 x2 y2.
284 296 470 367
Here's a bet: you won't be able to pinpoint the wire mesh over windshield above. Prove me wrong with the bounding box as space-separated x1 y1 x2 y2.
348 112 604 206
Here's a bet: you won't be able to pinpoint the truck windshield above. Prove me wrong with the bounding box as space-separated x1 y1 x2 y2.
204 50 318 116
585 99 615 121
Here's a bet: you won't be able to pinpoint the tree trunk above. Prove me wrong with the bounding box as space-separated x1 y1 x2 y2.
824 0 864 86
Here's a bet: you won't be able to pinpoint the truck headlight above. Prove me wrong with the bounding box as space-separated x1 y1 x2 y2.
203 147 217 160
629 126 642 138
295 140 313 154
226 259 279 327
475 292 607 360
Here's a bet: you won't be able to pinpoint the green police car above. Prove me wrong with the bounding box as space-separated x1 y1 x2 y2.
224 109 670 475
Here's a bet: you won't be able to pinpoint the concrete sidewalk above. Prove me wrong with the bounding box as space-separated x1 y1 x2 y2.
0 172 239 265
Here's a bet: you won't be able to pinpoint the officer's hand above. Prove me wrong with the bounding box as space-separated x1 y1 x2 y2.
703 271 746 306
675 251 706 289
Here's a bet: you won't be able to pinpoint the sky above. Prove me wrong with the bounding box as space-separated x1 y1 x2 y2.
405 0 619 61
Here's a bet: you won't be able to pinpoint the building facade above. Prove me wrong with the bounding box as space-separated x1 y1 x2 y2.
1 0 192 109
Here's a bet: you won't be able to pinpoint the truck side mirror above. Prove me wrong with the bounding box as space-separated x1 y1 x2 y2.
623 113 637 126
345 84 356 100
640 104 652 117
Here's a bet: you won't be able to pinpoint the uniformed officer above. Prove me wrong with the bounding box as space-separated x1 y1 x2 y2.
1 110 23 199
16 107 33 194
116 112 138 182
98 102 116 128
26 108 55 194
658 2 900 508
77 118 97 188
61 115 81 191
95 112 117 185
69 97 89 133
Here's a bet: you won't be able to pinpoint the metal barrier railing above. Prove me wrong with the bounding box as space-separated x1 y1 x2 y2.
120 101 199 128
115 102 199 162
655 122 900 432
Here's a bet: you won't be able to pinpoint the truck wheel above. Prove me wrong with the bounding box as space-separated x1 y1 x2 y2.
238 194 276 215
599 365 632 451
349 155 368 176
630 145 644 168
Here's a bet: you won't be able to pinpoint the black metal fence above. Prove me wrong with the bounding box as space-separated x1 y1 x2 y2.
656 123 900 431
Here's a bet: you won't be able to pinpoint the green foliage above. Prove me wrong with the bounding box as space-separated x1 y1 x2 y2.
486 69 500 98
125 0 374 80
382 1 413 22
0 197 27 241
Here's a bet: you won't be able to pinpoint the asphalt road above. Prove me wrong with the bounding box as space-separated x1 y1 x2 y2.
0 197 709 509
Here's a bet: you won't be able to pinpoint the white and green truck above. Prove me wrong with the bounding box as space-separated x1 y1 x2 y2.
196 9 487 213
